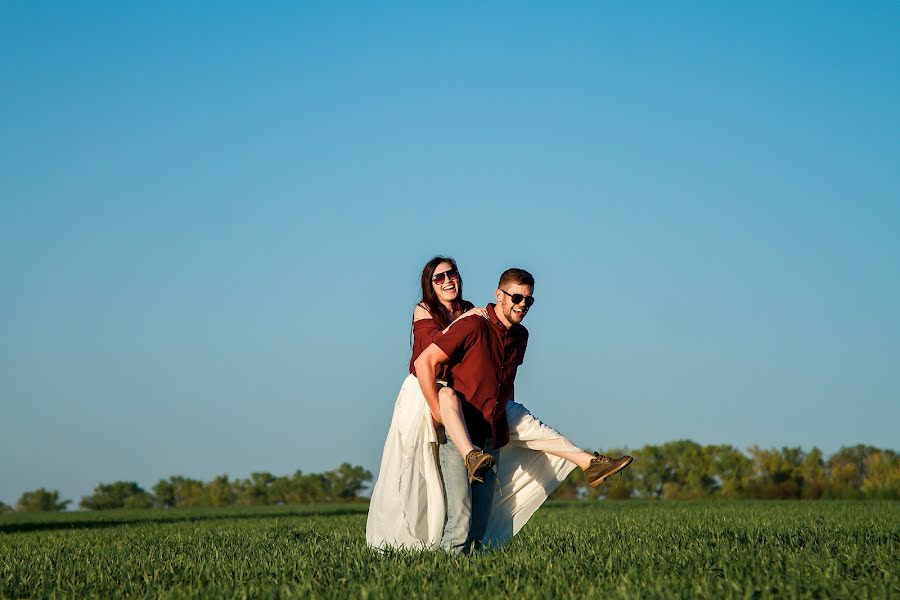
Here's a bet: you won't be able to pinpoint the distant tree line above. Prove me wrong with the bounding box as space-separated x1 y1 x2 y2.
553 442 900 500
7 463 372 513
6 443 898 513
3 489 70 513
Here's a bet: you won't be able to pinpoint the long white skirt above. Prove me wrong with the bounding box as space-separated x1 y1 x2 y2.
365 374 580 551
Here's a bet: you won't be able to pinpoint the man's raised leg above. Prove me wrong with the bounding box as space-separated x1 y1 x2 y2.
438 429 471 553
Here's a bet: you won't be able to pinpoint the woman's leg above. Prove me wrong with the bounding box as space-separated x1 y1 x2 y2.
507 402 631 481
438 386 475 459
542 449 595 471
506 402 594 470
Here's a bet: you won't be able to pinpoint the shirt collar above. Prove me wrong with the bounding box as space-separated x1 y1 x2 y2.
486 302 519 334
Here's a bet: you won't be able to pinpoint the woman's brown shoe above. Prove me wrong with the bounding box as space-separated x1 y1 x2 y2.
584 453 633 487
465 449 495 484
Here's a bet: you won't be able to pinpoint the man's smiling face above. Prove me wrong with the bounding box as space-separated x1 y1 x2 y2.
497 283 534 326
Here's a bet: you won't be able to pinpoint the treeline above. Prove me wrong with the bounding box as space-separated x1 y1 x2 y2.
3 463 372 513
4 443 898 514
553 442 900 500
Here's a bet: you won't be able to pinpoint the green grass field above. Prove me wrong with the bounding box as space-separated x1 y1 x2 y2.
2 501 898 599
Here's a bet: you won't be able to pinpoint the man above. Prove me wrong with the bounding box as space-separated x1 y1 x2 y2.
414 268 632 553
414 267 531 552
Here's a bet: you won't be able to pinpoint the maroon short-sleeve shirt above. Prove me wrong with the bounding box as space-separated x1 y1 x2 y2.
431 303 528 448
409 318 452 382
408 302 474 380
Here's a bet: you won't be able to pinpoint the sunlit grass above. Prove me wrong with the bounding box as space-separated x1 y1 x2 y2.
2 501 898 598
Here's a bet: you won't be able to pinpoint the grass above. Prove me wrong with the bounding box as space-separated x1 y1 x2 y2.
2 501 898 598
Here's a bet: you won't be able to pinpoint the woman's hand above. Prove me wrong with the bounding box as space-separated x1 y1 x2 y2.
443 307 489 333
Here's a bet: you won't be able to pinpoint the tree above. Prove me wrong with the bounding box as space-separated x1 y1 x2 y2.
16 488 70 512
664 440 718 498
325 463 373 499
288 471 330 504
633 444 667 498
80 481 153 510
268 475 296 505
861 450 900 499
0 501 13 514
236 472 276 506
635 440 718 500
827 445 881 497
206 475 237 507
152 476 209 508
746 446 803 499
169 476 209 507
798 447 828 499
153 479 176 508
706 444 752 498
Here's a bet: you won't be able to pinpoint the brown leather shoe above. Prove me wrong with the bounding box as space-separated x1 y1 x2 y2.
584 453 633 487
465 449 495 484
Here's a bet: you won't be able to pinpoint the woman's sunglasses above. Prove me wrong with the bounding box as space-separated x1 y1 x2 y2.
432 268 460 285
500 289 536 307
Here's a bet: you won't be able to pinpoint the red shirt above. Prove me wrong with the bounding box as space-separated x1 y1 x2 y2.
432 303 528 448
409 319 451 381
408 302 475 380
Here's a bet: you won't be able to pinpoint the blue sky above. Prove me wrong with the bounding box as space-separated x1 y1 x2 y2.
1 2 898 506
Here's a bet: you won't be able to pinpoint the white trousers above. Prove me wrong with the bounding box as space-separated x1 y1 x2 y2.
366 374 580 551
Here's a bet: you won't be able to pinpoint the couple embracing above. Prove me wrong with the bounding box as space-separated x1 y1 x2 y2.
366 257 632 553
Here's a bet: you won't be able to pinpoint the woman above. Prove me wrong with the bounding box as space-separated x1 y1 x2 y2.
366 256 629 551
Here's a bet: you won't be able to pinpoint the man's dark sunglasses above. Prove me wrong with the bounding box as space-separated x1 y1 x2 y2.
432 268 460 285
500 289 535 307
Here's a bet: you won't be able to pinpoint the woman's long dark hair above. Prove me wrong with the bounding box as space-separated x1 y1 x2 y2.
418 256 471 330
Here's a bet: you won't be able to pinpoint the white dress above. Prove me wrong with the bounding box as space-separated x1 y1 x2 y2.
365 373 580 550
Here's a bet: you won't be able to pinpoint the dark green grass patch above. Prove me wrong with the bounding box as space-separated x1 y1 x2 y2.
2 501 898 598
0 503 367 534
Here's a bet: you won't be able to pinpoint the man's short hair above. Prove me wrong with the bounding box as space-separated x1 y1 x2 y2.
498 268 535 289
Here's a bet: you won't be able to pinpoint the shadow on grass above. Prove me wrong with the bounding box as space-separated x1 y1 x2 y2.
0 504 370 534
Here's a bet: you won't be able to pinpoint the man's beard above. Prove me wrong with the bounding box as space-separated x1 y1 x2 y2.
504 304 526 324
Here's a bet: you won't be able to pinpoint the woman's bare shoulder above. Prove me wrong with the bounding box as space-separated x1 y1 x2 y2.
413 303 432 322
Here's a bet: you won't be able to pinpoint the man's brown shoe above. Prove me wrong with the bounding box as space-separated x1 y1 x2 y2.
584 453 633 487
465 449 495 484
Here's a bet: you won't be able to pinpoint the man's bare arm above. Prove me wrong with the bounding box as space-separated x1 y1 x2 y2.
414 343 449 425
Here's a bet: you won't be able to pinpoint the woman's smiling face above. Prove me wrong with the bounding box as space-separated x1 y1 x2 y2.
431 261 460 305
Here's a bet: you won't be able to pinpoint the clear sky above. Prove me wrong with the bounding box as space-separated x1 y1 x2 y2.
2 2 898 507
